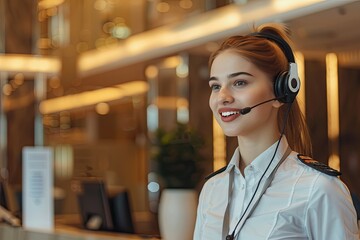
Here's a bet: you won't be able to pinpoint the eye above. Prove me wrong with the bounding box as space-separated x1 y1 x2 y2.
234 80 247 87
209 83 221 91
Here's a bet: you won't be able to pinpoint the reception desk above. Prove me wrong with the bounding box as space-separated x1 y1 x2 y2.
0 213 160 240
0 223 160 240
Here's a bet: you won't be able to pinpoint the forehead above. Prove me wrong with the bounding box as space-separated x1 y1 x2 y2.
210 50 256 76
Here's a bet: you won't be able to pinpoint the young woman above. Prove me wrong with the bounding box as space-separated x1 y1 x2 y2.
193 23 359 240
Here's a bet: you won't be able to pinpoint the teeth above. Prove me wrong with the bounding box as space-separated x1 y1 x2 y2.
221 111 239 117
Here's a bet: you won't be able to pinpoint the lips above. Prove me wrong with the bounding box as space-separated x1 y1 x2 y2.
218 108 241 122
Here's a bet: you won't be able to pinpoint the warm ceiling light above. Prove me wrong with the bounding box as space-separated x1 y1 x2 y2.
96 102 110 115
272 0 322 11
157 2 170 13
38 0 64 9
39 81 149 114
0 54 61 74
14 73 25 86
2 84 12 96
93 0 107 11
145 65 159 79
179 0 193 9
162 56 181 68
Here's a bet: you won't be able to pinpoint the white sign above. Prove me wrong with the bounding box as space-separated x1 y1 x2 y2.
23 147 54 231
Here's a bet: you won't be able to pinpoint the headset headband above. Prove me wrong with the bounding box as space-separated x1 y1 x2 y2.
248 32 295 63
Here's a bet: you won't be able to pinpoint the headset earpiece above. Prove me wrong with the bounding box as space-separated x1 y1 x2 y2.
274 63 300 103
249 32 301 103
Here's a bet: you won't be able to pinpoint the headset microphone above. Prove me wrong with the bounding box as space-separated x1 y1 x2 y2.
240 96 284 115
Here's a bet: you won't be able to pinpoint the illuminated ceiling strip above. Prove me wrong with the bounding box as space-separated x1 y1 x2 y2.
38 0 64 9
39 81 149 114
0 54 61 74
326 53 340 171
213 117 226 171
78 0 354 77
0 1 354 76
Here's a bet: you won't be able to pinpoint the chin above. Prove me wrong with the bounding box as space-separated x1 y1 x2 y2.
222 129 241 137
216 122 242 137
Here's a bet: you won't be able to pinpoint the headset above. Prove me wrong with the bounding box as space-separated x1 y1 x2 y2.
249 32 300 104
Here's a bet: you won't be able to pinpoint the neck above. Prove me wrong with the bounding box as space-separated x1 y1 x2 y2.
237 132 281 174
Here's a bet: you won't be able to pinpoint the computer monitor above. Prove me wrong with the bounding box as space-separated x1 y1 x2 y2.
0 181 8 210
108 188 135 234
77 179 135 234
0 181 21 226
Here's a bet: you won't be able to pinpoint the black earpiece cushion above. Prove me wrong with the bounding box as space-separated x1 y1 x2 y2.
274 71 289 103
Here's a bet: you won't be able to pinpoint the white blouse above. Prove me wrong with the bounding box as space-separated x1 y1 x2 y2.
193 137 359 240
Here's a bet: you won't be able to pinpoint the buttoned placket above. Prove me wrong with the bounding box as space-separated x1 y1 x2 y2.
245 164 262 196
228 168 246 233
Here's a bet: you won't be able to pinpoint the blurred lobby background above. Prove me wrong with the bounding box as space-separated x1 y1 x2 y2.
1 0 360 235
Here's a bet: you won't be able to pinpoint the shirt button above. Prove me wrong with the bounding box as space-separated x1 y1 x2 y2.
249 165 253 170
241 184 245 189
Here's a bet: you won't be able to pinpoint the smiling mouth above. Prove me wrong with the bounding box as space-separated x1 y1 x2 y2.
220 111 240 117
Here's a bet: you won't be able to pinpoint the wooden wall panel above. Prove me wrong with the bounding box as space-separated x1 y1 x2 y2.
188 54 213 189
339 66 360 196
4 0 36 184
305 59 329 163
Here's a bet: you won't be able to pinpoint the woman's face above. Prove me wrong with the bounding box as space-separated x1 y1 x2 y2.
209 50 281 138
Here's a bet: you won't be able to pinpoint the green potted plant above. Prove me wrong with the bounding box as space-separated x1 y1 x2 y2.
151 123 204 189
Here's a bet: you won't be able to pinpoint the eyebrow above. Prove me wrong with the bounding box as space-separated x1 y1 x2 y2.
228 71 253 78
209 71 254 81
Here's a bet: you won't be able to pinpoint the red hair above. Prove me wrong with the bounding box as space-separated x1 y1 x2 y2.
209 23 312 156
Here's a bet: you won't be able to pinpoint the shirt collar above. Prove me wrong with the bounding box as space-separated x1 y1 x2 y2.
225 148 241 173
226 136 290 177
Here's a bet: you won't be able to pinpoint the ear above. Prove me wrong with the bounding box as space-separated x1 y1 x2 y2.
272 100 283 109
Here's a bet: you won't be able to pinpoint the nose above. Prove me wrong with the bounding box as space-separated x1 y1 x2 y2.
218 87 234 105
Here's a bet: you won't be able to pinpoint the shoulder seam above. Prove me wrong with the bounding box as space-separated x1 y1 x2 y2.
297 154 341 177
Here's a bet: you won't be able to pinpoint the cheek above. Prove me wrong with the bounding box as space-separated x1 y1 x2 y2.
248 94 264 106
208 94 215 111
246 86 274 106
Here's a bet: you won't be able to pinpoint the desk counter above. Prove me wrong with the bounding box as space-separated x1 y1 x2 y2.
0 223 160 240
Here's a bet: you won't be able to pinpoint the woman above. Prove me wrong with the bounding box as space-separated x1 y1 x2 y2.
193 23 358 240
